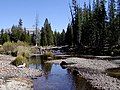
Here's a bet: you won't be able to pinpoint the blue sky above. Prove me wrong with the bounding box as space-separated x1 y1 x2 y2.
0 0 89 31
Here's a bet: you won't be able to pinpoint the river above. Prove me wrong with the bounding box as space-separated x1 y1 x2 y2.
29 56 96 90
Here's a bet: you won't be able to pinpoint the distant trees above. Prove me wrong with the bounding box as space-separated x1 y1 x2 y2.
0 29 10 44
66 24 73 46
41 18 54 46
0 19 32 45
10 25 22 42
0 18 55 46
41 27 47 46
53 30 67 46
61 29 66 45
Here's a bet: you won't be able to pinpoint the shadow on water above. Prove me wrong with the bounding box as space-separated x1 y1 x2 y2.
29 56 96 90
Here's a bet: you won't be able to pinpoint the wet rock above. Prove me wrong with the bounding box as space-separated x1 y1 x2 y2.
60 61 68 66
73 70 79 75
60 61 68 69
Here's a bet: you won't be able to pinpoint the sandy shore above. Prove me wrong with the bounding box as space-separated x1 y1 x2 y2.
47 57 120 90
0 54 42 90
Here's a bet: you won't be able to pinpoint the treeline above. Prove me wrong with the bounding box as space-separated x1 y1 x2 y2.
0 17 66 46
56 0 120 50
68 0 120 47
0 18 52 46
64 0 120 55
0 19 31 45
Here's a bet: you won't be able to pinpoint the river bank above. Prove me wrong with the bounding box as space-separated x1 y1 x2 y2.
47 57 120 90
0 54 42 90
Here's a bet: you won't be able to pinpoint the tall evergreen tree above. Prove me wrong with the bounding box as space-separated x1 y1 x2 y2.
0 29 4 44
53 31 57 46
43 18 54 46
10 25 22 42
61 29 66 45
116 0 120 45
93 0 101 48
88 0 94 48
99 0 107 49
56 32 61 46
107 0 116 46
70 0 77 46
1 31 10 44
81 3 90 46
41 27 47 46
66 24 73 46
74 7 82 46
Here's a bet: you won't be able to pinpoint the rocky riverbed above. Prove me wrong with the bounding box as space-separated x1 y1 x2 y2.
47 57 120 90
0 54 42 90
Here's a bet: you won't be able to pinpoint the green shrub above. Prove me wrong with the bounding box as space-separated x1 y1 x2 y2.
0 47 4 54
16 46 31 58
11 56 28 66
2 41 16 54
16 40 28 47
43 52 54 59
2 41 31 57
30 46 39 54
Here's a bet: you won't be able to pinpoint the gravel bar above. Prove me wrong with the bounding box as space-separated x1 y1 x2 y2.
0 54 42 90
47 57 120 90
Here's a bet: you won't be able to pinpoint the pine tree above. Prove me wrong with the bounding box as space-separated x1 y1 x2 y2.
66 24 73 46
70 0 77 46
107 0 116 46
10 25 22 42
74 7 82 46
81 3 90 46
61 29 66 45
53 31 57 46
27 31 32 44
1 31 10 44
21 28 26 42
116 0 120 45
43 18 54 46
41 27 47 46
56 32 61 46
99 0 107 49
93 0 101 48
88 0 94 48
0 29 4 44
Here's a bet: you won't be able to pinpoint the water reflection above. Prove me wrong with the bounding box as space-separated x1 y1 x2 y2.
29 56 52 76
67 69 96 90
29 56 96 90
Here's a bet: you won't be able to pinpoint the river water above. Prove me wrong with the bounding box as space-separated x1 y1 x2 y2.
29 56 96 90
